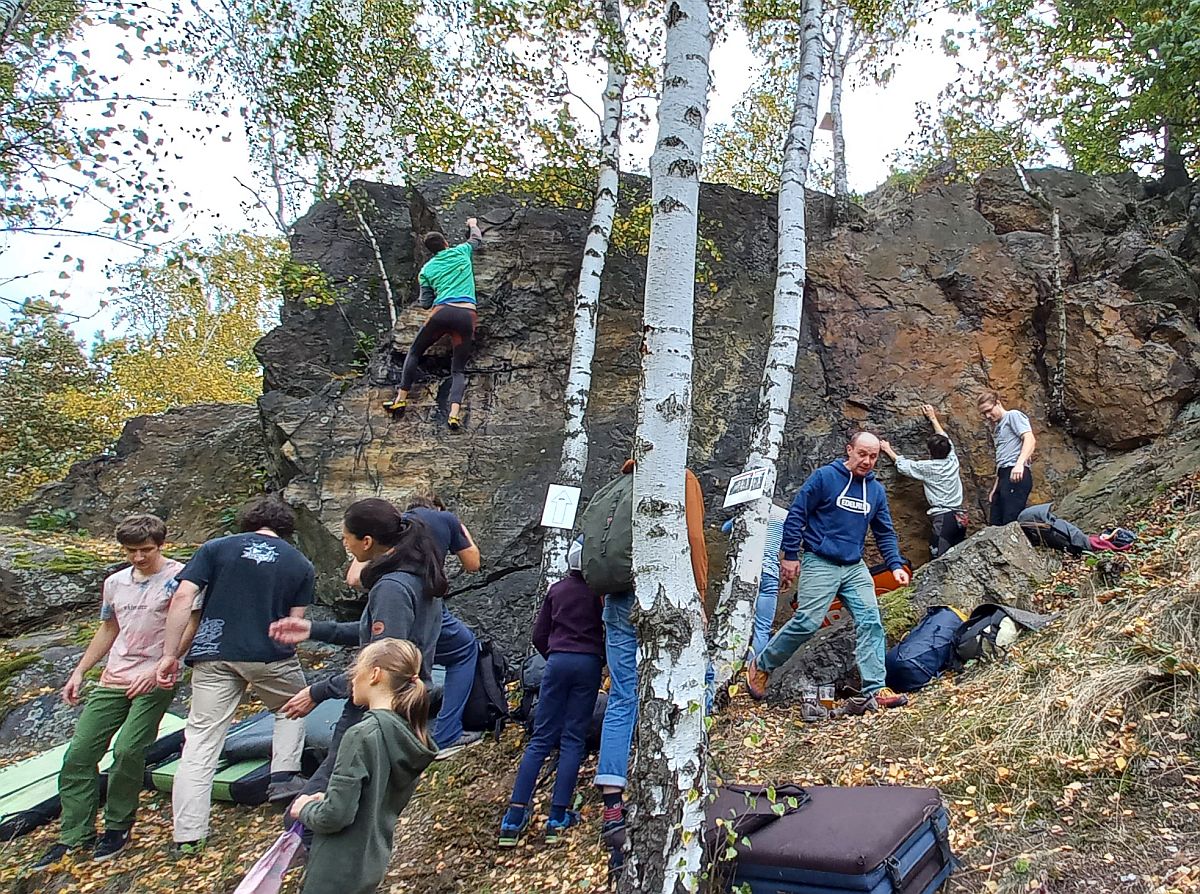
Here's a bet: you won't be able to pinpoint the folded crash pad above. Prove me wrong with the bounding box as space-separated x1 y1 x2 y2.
0 711 186 841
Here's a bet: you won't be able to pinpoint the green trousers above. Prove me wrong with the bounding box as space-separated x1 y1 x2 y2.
58 684 174 845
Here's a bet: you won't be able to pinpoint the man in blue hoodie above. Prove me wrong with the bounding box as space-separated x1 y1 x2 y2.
745 432 910 711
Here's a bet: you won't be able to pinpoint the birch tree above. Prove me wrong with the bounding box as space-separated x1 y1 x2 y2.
708 0 823 697
622 2 713 891
538 0 629 589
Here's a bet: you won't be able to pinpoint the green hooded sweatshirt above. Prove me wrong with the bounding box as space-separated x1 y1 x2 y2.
299 709 437 894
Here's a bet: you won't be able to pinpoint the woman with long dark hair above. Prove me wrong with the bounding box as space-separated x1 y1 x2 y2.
267 498 447 801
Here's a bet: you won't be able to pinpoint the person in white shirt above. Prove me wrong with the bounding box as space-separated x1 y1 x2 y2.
880 405 967 558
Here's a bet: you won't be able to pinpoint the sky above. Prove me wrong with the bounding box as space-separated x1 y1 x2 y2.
0 11 979 343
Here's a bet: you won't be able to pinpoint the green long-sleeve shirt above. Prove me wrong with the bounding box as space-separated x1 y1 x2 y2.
299 709 437 894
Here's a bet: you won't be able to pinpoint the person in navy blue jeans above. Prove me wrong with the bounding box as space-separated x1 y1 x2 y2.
498 539 603 847
347 492 483 756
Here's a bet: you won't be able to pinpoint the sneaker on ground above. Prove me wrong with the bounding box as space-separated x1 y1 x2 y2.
873 687 909 709
544 810 580 844
266 773 309 803
744 661 771 701
497 809 530 848
435 730 483 761
93 829 132 861
170 838 207 858
33 840 92 870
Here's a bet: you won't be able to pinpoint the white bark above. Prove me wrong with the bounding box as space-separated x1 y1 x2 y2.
539 0 627 589
1012 158 1066 421
708 0 824 697
621 2 712 893
829 4 849 216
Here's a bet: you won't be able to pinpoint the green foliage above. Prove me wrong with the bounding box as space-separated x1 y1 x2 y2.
0 301 107 508
879 585 919 641
897 103 1046 181
62 232 284 443
704 76 792 196
26 508 80 532
280 258 338 308
0 652 40 691
1 1 190 244
947 0 1200 179
10 544 109 573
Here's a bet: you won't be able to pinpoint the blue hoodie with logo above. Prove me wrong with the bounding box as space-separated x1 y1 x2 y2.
781 460 904 569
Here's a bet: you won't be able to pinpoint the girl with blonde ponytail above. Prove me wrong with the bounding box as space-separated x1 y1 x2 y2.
289 638 437 894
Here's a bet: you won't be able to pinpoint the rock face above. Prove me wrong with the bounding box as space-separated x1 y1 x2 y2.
906 522 1061 614
6 170 1198 661
252 169 1199 652
6 404 271 545
0 532 118 634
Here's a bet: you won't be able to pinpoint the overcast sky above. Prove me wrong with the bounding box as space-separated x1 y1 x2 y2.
0 12 978 342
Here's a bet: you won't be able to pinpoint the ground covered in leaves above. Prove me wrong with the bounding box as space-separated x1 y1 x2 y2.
2 483 1199 892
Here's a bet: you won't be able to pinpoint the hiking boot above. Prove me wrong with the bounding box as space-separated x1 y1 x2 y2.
873 687 909 710
745 662 770 701
544 810 580 844
93 829 131 861
497 807 530 848
435 730 483 760
266 772 309 803
170 839 207 858
33 840 93 870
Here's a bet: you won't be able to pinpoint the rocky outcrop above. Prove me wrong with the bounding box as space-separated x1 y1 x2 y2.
5 170 1197 661
0 532 119 634
6 404 271 544
1056 402 1200 530
906 522 1061 613
251 169 1198 652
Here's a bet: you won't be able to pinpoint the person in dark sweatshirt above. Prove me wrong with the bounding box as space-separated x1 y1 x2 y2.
269 498 446 804
745 432 911 712
289 638 437 894
498 539 604 847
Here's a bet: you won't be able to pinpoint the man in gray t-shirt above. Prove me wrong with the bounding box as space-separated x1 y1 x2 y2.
880 405 967 557
978 390 1037 525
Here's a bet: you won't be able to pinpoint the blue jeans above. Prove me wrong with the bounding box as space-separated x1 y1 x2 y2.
595 591 637 788
509 652 602 809
433 609 477 748
755 554 887 694
751 574 780 658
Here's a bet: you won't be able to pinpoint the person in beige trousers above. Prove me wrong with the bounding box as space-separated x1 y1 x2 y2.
156 496 315 854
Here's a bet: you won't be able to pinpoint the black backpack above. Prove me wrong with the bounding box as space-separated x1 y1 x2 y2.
460 638 511 738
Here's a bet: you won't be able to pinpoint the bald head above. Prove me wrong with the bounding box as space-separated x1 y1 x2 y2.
846 431 881 477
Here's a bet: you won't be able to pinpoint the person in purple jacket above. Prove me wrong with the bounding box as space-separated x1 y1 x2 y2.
498 539 603 847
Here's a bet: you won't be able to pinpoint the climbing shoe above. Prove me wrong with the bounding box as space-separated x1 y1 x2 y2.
745 661 770 701
33 840 93 870
497 807 530 848
447 413 462 431
602 811 627 879
170 838 208 858
544 810 580 844
93 828 132 862
435 730 483 760
383 397 407 417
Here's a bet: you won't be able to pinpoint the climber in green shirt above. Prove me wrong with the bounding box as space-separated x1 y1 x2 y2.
385 217 483 431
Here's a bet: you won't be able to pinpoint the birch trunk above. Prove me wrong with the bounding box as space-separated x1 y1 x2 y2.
708 0 824 697
620 2 712 892
539 0 627 589
829 4 849 219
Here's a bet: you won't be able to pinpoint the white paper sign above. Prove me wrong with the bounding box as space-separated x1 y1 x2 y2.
540 484 582 529
723 468 769 508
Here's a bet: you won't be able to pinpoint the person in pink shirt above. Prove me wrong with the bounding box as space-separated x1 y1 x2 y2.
33 514 200 870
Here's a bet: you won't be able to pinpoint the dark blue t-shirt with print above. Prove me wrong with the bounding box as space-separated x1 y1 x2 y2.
404 508 470 563
178 532 315 664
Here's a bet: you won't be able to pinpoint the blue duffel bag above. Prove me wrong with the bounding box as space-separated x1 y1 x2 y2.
885 606 967 693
